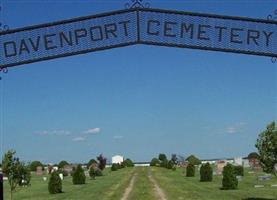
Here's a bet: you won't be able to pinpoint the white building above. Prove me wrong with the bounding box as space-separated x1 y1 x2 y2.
134 162 150 167
234 157 243 166
112 155 124 164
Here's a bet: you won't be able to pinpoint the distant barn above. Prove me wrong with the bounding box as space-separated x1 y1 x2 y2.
112 155 124 164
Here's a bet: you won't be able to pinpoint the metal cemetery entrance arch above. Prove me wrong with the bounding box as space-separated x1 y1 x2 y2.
0 2 276 70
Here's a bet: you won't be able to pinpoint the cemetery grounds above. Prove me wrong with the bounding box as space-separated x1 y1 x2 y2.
3 166 277 200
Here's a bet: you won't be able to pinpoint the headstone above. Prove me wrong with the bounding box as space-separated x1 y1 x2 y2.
63 164 73 174
274 163 277 172
59 173 63 180
254 185 264 188
236 176 243 181
85 171 89 177
271 184 277 187
43 177 47 181
47 165 53 174
215 160 226 175
36 166 43 176
257 175 272 181
3 177 8 181
197 165 201 171
21 179 27 187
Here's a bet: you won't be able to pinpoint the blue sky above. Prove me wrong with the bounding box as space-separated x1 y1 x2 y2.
0 0 276 164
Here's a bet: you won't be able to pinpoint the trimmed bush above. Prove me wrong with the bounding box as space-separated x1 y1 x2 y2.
158 154 167 161
160 159 168 168
58 160 69 169
186 163 195 177
29 161 43 171
87 159 97 169
48 171 62 194
72 164 86 185
89 167 96 179
222 164 238 190
172 165 177 171
186 155 201 166
111 163 119 171
122 159 134 167
200 163 213 182
89 166 102 179
150 158 160 167
234 165 244 176
167 160 174 169
95 169 103 176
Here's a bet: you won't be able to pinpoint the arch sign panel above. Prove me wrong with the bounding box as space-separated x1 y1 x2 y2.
0 7 276 69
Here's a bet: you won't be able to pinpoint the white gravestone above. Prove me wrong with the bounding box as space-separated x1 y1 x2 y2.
59 173 63 180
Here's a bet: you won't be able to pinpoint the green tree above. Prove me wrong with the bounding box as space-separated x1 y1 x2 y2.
111 163 119 171
87 159 97 169
150 158 160 167
222 164 238 190
122 159 134 167
186 155 201 165
171 154 178 165
256 122 277 176
29 161 43 172
48 171 62 194
186 163 195 177
72 164 86 185
233 166 244 176
97 154 107 170
158 154 167 162
160 159 168 168
2 150 26 200
18 164 31 186
89 167 97 179
247 152 260 160
58 160 69 169
200 163 213 182
167 160 174 169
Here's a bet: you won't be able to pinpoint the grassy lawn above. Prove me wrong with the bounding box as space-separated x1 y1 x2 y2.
4 166 277 200
151 167 277 200
128 167 156 200
4 167 135 200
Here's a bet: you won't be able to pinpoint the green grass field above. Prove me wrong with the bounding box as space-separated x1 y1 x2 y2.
4 167 135 200
4 167 277 200
151 167 277 200
128 167 156 200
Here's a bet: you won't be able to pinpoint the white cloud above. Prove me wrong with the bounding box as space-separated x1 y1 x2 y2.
72 137 86 142
84 128 101 134
226 127 237 133
36 130 71 136
113 135 123 139
226 122 247 134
